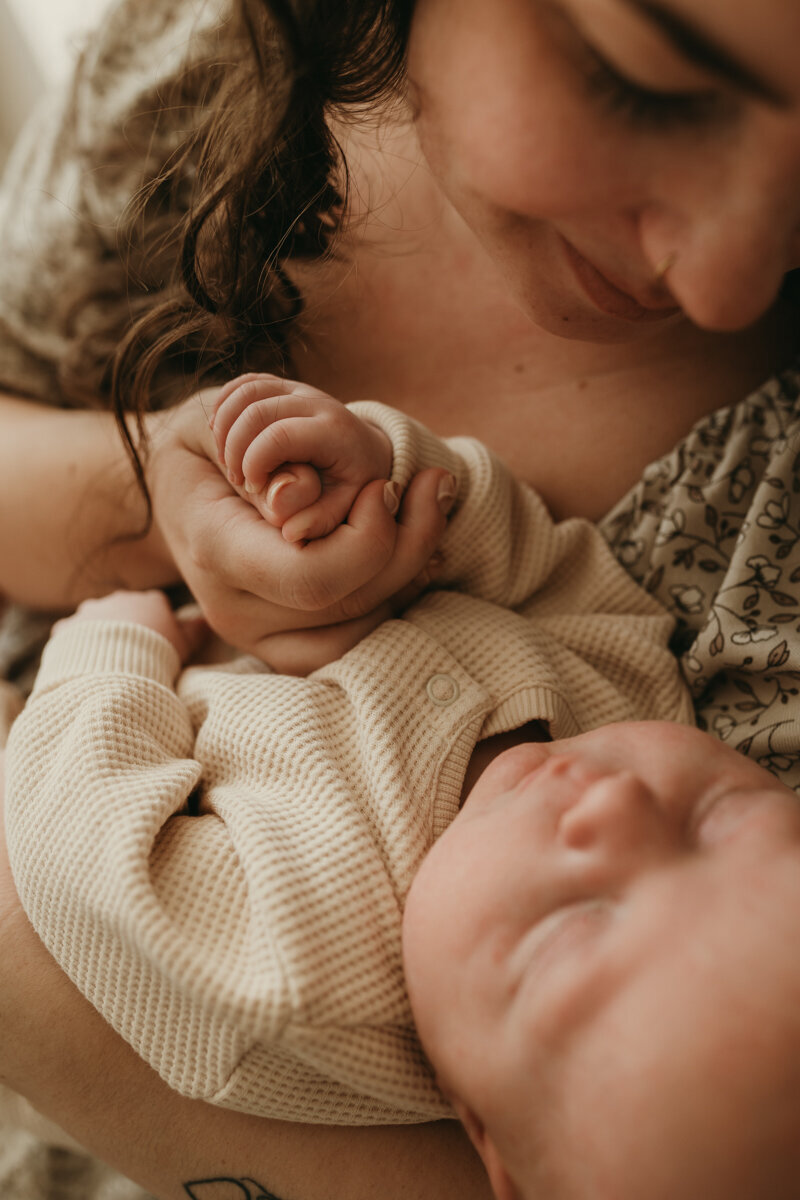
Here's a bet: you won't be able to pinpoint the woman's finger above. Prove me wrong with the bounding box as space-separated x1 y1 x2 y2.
279 483 359 543
255 465 323 527
189 467 451 619
334 469 452 620
264 479 400 610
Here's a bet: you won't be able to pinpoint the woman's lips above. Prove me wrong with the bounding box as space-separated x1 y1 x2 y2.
560 236 681 322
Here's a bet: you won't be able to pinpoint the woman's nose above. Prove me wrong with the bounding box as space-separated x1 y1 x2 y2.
640 121 800 331
662 211 800 332
558 771 677 862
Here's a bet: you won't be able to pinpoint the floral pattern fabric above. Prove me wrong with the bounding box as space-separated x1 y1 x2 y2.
600 361 800 791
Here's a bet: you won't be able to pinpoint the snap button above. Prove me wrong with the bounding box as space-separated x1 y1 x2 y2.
426 673 460 707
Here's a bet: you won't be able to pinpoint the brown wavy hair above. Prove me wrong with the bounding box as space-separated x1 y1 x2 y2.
57 0 414 502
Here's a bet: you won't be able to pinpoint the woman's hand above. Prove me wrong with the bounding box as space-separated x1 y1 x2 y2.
146 390 451 663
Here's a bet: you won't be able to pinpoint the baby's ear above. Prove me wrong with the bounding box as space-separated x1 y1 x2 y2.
451 1098 524 1200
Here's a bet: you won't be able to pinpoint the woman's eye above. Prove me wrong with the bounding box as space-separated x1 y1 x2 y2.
585 51 720 131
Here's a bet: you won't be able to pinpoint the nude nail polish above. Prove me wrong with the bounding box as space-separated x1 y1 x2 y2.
384 481 401 515
437 475 457 514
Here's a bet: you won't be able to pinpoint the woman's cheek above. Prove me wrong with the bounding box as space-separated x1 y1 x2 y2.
413 54 631 224
419 89 627 232
409 0 635 220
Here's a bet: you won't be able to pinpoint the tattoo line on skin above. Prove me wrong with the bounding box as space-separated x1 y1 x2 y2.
183 1177 283 1200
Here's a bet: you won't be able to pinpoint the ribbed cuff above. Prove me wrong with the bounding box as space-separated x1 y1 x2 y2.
35 621 181 693
347 400 419 493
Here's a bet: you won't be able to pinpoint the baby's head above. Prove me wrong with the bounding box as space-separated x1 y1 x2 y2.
403 721 800 1199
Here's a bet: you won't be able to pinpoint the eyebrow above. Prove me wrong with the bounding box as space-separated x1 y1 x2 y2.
620 0 790 107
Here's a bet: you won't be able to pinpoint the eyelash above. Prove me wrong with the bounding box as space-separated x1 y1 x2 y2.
585 52 719 131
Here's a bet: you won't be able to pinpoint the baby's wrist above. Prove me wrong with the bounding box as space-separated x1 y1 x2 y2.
364 420 394 481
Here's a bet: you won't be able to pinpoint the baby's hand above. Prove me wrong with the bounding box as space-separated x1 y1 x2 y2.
211 374 393 543
54 591 208 664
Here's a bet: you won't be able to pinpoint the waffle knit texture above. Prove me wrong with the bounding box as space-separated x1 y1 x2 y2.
5 405 693 1125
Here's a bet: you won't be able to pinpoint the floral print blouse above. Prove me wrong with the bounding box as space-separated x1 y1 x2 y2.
601 362 800 790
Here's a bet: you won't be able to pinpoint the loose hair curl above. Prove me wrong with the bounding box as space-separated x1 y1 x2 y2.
57 0 415 505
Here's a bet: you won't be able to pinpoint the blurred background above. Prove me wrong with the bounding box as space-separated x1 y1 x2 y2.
0 0 113 167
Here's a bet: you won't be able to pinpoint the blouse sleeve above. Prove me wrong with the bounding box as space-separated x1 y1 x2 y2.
0 0 224 403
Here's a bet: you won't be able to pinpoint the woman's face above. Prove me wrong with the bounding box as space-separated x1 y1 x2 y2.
406 0 800 341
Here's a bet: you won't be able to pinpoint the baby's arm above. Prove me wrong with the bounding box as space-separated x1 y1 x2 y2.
3 594 456 1123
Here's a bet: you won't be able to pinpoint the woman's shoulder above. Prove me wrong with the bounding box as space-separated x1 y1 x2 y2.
599 359 800 789
600 358 800 553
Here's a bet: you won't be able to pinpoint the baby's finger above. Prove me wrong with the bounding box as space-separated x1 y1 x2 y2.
211 372 276 419
237 413 343 493
212 377 293 474
211 372 327 424
214 379 338 479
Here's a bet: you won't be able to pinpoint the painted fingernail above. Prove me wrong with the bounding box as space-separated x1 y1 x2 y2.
384 481 401 515
267 471 297 506
437 475 457 514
